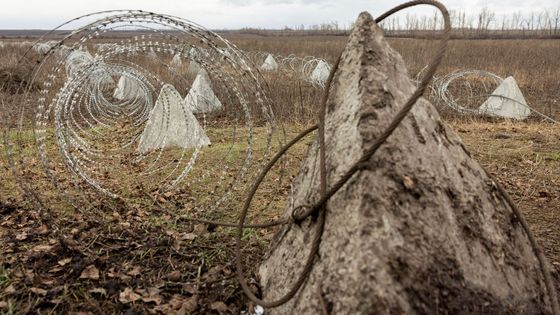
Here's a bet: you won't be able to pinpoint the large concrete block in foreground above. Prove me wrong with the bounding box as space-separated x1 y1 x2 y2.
259 12 554 315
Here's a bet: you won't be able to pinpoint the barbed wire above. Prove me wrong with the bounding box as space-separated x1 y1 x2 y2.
234 1 559 312
418 69 560 123
1 2 558 313
245 51 332 88
1 10 290 221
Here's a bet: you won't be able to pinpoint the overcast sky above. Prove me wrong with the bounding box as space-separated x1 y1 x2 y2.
0 0 557 29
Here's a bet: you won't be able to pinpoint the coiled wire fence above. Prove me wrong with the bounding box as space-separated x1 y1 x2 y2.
0 1 558 313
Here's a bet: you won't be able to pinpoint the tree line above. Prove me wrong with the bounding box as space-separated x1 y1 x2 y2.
236 8 560 39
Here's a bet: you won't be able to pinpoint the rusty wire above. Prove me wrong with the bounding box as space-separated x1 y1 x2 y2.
235 0 452 309
2 2 558 313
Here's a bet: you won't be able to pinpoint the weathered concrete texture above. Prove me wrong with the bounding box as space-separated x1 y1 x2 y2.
33 43 49 54
184 73 222 114
65 50 93 79
65 49 113 87
170 53 182 69
259 12 553 315
113 76 143 101
147 49 158 59
479 76 531 120
260 54 278 71
310 60 331 87
187 61 203 77
138 84 210 153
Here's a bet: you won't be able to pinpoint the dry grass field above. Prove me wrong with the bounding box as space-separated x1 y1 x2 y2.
230 35 560 119
0 34 559 313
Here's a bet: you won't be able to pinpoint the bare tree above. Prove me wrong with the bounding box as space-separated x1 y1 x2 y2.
477 7 496 36
553 8 560 35
349 8 559 38
512 11 522 30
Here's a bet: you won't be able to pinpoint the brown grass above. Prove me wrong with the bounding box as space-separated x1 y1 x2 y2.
1 34 559 313
229 36 560 120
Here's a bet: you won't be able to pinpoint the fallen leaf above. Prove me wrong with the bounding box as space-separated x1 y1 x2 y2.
4 284 16 294
163 294 198 314
173 239 182 251
49 266 63 273
210 301 228 314
30 287 48 296
36 225 49 235
58 257 72 266
153 279 166 288
79 265 100 280
145 287 161 296
179 295 199 314
193 224 207 235
41 279 54 286
166 270 181 282
180 233 197 241
182 283 196 295
25 269 35 281
168 295 185 310
107 269 130 281
127 266 142 277
141 287 162 305
119 288 141 304
0 301 7 310
31 244 53 253
89 288 107 296
15 232 28 241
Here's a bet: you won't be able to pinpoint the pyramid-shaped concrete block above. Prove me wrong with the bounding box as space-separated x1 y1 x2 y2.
260 54 278 71
138 84 210 153
187 60 203 76
147 49 158 59
478 76 530 120
113 76 143 101
309 60 331 87
170 53 182 69
184 74 222 114
65 50 93 78
259 11 554 314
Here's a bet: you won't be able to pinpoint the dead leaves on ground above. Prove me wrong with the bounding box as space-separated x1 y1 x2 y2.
117 286 202 314
79 265 100 280
118 287 142 304
0 205 258 314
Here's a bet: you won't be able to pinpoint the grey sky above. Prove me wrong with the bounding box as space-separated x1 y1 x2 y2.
0 0 557 29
